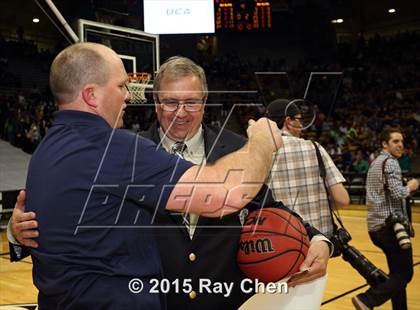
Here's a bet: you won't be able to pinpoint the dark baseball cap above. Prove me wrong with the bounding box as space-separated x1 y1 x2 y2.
266 99 301 126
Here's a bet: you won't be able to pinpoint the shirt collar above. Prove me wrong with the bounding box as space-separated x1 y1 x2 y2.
158 126 204 155
53 110 111 128
380 149 396 159
282 129 293 136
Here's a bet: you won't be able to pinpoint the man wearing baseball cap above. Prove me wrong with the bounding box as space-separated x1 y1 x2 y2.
266 98 303 137
266 98 349 239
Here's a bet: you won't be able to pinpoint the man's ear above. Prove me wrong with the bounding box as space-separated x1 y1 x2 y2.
285 116 292 127
382 140 388 149
81 84 98 109
154 98 162 119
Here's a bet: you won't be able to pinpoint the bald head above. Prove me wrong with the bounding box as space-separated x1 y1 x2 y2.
49 43 116 104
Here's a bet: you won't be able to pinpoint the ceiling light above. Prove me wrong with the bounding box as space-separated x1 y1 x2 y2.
33 18 40 23
388 8 396 13
336 19 344 23
331 19 337 24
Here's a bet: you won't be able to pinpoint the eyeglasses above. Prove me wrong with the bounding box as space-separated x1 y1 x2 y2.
156 97 205 112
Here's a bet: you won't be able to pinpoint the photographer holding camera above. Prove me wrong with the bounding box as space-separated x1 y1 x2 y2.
266 99 350 238
267 99 398 300
353 128 419 310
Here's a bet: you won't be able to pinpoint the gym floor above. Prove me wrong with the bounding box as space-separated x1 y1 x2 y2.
1 205 419 309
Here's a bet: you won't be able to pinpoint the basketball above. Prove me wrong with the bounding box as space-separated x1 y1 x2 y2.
237 207 310 283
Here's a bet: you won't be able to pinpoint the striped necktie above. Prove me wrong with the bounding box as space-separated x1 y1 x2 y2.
171 141 198 238
171 142 187 158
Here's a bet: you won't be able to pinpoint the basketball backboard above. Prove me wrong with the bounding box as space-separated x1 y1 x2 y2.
78 19 159 89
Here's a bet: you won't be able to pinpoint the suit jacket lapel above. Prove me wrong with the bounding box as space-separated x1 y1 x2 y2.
203 125 228 164
193 125 230 236
140 122 190 235
142 122 161 145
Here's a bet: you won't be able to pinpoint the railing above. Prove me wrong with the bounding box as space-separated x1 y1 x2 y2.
342 172 420 205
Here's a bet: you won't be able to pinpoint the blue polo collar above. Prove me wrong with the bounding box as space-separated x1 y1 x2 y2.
53 110 111 128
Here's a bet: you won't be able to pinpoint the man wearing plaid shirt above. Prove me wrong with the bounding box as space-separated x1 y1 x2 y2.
266 99 350 238
268 135 349 237
352 128 418 310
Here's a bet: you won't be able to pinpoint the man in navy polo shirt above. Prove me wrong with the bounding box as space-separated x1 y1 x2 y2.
16 43 283 309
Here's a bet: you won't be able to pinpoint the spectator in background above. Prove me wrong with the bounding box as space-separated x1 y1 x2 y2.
398 149 412 173
352 150 369 174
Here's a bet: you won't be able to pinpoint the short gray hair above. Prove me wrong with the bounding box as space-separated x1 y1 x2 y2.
49 43 111 104
153 56 208 98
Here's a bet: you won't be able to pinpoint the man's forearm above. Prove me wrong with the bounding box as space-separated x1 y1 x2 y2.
167 133 278 217
330 183 350 207
388 177 410 200
212 133 274 194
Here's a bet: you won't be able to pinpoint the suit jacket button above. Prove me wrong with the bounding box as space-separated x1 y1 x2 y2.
189 253 196 262
189 290 197 299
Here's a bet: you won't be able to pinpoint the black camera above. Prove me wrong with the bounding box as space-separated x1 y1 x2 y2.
385 213 412 249
330 228 389 287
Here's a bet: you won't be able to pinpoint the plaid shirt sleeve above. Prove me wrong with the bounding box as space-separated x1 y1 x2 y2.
384 159 410 200
318 143 346 187
366 151 410 231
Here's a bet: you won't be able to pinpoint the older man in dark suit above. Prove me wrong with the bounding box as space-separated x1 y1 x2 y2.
137 56 330 309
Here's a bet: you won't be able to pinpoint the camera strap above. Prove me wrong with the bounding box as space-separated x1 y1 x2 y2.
381 157 389 191
381 156 410 222
311 141 345 232
381 157 394 216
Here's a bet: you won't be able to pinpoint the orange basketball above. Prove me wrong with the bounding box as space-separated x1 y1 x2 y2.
237 208 310 283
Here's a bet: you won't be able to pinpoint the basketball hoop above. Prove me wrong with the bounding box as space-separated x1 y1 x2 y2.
127 72 151 104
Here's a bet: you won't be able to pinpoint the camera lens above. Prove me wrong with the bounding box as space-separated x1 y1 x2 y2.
393 223 411 249
341 244 389 286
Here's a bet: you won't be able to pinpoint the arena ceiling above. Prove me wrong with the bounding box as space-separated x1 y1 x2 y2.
0 0 419 42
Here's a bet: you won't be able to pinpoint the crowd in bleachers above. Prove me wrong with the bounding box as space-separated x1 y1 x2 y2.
199 31 420 173
1 32 419 175
0 37 56 153
0 36 54 89
0 91 55 154
315 32 419 173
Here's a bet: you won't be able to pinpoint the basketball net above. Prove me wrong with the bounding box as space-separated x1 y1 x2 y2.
127 72 151 104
